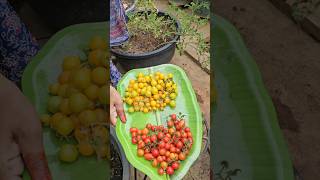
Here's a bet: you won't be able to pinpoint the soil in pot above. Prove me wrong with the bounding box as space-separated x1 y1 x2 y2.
112 11 177 55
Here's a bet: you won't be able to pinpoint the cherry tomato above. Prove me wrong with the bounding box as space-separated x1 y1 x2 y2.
181 131 188 138
158 125 164 131
144 153 154 160
165 151 171 157
157 156 163 162
144 148 150 154
178 120 185 129
157 132 164 139
178 153 186 160
176 141 183 149
131 132 137 137
151 134 157 142
158 168 164 175
160 161 168 169
138 141 145 149
141 135 147 140
146 123 152 129
159 148 166 156
172 162 179 170
132 137 138 144
163 137 170 143
187 132 192 138
170 146 176 153
130 127 137 133
184 127 191 132
137 149 144 157
169 153 176 160
151 149 159 158
136 135 142 141
165 143 171 150
175 131 181 138
142 128 149 135
165 133 171 138
168 128 175 135
152 159 158 167
137 130 142 135
176 148 181 153
144 137 151 144
170 114 176 121
166 166 174 175
158 141 165 148
167 120 174 127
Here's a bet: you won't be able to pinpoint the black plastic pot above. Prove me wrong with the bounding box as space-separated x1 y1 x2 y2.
111 11 181 71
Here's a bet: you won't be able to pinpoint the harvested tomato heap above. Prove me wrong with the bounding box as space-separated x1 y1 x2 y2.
130 114 193 176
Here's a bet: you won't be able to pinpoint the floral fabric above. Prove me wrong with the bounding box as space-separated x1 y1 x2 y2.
110 0 129 46
0 0 39 85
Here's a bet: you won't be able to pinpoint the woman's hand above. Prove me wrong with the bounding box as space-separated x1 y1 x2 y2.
0 75 51 180
110 85 126 125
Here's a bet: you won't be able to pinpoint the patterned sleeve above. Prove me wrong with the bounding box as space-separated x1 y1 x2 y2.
110 60 122 87
0 0 39 85
110 0 129 46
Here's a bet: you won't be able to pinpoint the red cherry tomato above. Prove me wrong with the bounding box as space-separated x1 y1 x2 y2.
167 120 174 127
181 131 188 138
158 168 164 175
175 141 183 149
175 131 181 138
159 148 166 156
165 143 171 150
151 149 159 158
165 151 171 157
187 132 192 138
157 156 163 162
138 141 145 149
166 166 174 175
131 132 137 137
151 134 157 142
146 123 152 129
130 127 137 133
170 146 176 153
157 132 164 140
144 153 154 160
172 161 179 170
137 130 142 135
158 141 165 148
144 137 151 144
184 127 190 132
141 135 147 140
163 137 170 143
170 114 176 121
132 137 138 144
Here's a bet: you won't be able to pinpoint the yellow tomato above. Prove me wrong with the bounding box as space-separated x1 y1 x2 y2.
84 84 99 100
62 56 80 71
59 98 72 115
72 68 91 89
88 49 107 66
89 36 107 50
59 144 78 163
56 116 74 136
79 110 97 126
91 67 107 85
49 83 60 95
78 142 95 156
69 93 89 113
47 96 62 113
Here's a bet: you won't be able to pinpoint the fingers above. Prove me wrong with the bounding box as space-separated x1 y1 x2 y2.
110 106 117 126
115 100 126 123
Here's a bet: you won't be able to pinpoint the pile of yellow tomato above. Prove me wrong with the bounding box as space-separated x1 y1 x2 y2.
123 72 178 113
40 36 109 163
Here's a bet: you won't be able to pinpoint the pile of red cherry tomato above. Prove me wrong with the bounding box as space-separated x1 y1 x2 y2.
130 113 193 176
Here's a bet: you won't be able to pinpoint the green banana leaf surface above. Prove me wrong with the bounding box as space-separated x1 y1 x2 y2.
21 22 109 180
116 64 203 180
212 14 294 180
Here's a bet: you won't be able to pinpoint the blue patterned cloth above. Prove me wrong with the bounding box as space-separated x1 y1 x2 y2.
0 0 39 85
0 0 122 87
110 60 121 87
110 0 129 46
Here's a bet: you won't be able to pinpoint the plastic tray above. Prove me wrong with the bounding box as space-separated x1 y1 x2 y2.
21 22 108 180
115 64 203 180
